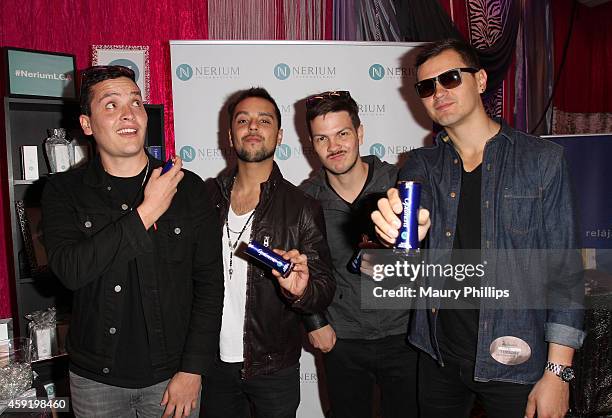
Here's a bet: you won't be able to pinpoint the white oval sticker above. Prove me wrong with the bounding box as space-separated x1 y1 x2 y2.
489 336 531 365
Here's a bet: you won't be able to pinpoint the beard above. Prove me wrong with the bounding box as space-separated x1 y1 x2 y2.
235 143 276 163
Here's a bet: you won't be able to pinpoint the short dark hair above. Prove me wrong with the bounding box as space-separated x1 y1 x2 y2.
305 91 361 137
415 38 480 72
79 65 137 116
227 87 282 128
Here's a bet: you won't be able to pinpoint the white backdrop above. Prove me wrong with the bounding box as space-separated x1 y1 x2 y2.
170 40 430 417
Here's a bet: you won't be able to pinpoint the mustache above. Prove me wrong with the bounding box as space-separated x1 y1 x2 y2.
241 134 264 141
433 99 453 107
328 150 346 157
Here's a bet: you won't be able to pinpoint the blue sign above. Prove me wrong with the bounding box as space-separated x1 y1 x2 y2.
548 135 612 250
7 48 76 98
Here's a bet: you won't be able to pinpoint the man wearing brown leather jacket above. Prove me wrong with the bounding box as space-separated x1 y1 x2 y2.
201 87 335 418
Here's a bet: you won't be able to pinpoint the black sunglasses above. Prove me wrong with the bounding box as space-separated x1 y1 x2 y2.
305 90 351 108
414 67 479 98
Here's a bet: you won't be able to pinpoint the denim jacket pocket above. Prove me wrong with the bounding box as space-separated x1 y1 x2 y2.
156 218 191 263
501 190 542 235
75 211 110 237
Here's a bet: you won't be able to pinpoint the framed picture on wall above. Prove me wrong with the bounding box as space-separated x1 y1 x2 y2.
91 45 150 103
3 47 77 99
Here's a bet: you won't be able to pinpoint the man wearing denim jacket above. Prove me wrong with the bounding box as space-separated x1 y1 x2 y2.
372 39 584 418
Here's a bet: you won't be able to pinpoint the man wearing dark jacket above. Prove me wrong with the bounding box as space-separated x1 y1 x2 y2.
202 87 335 418
300 90 418 418
42 65 224 417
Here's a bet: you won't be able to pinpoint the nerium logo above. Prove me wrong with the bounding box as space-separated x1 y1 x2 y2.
109 59 140 82
370 143 385 158
176 64 193 81
179 145 196 162
274 63 291 80
274 64 335 80
275 144 292 160
370 143 414 158
370 64 415 80
369 64 385 80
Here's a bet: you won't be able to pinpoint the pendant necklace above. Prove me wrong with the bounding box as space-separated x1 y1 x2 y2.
225 210 255 280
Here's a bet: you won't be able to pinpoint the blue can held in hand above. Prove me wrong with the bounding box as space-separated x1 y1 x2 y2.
244 240 294 278
395 181 421 251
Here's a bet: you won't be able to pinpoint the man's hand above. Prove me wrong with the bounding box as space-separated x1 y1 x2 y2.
371 187 431 246
308 324 337 353
524 372 569 418
137 157 185 230
271 249 309 298
161 371 201 418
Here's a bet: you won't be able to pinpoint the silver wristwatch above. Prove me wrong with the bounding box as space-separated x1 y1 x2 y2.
544 361 575 382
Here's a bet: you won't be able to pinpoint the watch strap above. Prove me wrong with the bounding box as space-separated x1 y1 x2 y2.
544 361 574 382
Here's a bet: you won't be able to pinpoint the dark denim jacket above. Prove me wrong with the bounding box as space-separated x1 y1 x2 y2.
400 120 585 384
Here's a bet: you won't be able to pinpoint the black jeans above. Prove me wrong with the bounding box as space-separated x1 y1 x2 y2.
419 353 534 418
324 334 419 418
201 360 300 418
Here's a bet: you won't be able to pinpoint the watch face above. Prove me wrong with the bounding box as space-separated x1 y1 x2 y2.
561 367 575 382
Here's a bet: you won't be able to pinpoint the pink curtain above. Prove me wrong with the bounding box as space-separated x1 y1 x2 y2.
0 0 209 319
552 0 612 134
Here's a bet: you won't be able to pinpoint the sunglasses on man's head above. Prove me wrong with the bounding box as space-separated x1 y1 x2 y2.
414 67 479 99
305 90 351 108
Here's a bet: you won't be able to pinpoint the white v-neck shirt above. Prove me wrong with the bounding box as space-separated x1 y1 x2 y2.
219 207 254 363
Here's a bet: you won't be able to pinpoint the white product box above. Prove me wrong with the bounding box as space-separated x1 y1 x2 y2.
21 146 39 180
35 328 52 359
51 144 70 172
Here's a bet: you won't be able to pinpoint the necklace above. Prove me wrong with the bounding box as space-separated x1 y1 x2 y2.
131 160 150 210
225 209 255 279
106 159 150 211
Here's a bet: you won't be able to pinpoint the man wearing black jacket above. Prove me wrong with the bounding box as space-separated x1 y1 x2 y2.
202 87 335 418
42 65 224 418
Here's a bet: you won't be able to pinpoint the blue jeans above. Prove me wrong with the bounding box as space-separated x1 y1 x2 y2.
70 372 200 418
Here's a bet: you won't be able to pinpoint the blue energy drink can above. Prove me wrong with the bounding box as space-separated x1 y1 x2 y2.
395 181 421 251
161 158 174 174
348 249 363 274
245 240 294 278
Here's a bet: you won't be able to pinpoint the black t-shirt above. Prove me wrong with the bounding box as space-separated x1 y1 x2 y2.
437 163 482 362
325 160 378 245
71 166 169 388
